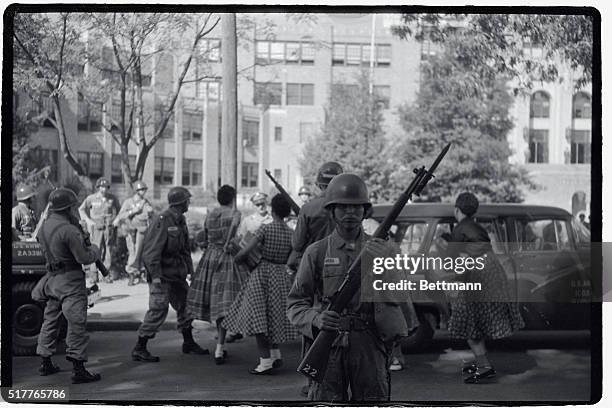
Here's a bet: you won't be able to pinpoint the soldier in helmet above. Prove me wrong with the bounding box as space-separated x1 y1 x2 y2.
79 177 120 282
287 174 411 401
298 185 313 206
32 188 102 383
238 192 273 237
113 181 154 285
12 185 38 240
132 186 209 362
287 162 343 273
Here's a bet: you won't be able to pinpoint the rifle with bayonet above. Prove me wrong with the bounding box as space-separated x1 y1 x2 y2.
296 143 451 383
264 169 301 216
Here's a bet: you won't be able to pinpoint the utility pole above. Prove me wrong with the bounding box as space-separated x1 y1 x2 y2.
221 13 238 187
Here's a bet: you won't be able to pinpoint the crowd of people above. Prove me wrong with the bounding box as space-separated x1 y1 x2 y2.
12 162 537 401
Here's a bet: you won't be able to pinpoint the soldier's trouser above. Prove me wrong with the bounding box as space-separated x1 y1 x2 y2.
36 270 89 361
88 225 112 281
125 230 145 276
308 329 390 402
138 280 193 339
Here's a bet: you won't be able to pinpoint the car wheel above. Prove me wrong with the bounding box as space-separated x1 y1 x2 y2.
400 311 435 354
12 281 44 356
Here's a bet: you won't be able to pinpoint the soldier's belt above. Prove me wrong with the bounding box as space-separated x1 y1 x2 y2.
338 314 375 332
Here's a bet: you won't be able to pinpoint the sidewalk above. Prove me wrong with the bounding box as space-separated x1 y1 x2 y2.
86 276 213 333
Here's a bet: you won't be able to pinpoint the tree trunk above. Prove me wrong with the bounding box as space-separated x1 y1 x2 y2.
221 13 238 187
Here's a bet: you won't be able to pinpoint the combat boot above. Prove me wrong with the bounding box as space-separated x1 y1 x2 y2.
132 336 160 362
67 357 101 384
38 357 60 376
127 274 136 286
181 328 209 355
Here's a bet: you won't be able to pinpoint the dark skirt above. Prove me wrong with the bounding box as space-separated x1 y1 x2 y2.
448 252 524 340
222 260 298 344
187 246 248 323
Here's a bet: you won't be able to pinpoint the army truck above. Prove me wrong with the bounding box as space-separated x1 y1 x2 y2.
11 240 100 356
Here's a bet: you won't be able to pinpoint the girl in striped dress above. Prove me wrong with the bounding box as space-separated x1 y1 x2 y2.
187 185 246 363
223 194 298 374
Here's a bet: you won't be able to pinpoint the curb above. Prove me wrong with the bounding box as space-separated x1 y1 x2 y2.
87 320 177 331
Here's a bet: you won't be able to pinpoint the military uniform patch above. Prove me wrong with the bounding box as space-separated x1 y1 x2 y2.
324 257 340 266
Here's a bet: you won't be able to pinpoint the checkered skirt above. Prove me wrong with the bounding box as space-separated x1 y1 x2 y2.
222 260 298 344
187 245 248 323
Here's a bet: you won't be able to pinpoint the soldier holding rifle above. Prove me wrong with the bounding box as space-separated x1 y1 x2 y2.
287 174 408 401
32 188 102 383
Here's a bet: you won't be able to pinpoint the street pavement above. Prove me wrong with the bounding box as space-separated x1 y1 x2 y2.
7 279 594 403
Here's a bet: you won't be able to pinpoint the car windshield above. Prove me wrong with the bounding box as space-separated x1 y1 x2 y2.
391 222 428 255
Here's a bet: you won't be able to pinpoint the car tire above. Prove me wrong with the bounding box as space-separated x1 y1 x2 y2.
12 281 44 356
400 311 435 354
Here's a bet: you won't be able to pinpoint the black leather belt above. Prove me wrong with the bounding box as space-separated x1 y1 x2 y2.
338 314 375 332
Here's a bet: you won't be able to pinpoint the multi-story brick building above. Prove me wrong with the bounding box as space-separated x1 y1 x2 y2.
15 13 591 214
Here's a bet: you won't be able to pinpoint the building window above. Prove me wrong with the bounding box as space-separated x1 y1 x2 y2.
183 111 203 141
36 148 59 182
77 151 104 180
530 91 550 118
256 41 270 64
78 95 103 132
373 85 391 109
201 38 221 62
274 126 282 142
346 44 361 65
333 43 391 67
197 81 221 101
274 168 282 181
332 43 346 65
572 92 592 119
254 82 282 106
299 122 316 143
287 83 314 105
243 119 259 147
241 162 258 187
255 40 315 65
155 108 175 139
111 154 136 184
528 129 549 163
154 157 175 185
182 159 203 186
570 130 591 164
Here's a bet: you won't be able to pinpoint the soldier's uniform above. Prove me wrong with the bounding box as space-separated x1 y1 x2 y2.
287 174 410 402
12 201 38 240
12 185 38 240
116 183 154 284
132 187 208 362
79 180 120 276
33 188 102 383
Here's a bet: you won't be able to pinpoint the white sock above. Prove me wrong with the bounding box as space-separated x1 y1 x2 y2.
215 343 224 357
255 357 274 372
270 348 281 360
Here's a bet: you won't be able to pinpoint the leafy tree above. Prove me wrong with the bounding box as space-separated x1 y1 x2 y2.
389 33 536 203
392 13 594 91
300 71 393 200
12 115 52 189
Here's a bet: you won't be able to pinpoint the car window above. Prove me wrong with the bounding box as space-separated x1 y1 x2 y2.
517 219 572 251
396 222 428 255
571 218 591 244
478 219 506 254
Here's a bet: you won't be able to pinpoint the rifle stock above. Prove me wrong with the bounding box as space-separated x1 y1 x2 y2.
264 169 301 216
297 143 451 382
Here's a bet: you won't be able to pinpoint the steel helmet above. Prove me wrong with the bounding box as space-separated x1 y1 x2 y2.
16 185 37 201
134 180 148 191
48 188 79 211
324 173 371 210
168 186 192 206
96 177 110 188
250 192 268 205
298 186 312 196
316 162 343 187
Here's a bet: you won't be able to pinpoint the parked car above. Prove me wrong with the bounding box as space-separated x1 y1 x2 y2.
370 203 592 352
11 240 100 356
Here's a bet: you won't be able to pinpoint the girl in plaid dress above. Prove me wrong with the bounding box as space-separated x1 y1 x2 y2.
223 194 298 374
187 185 246 363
